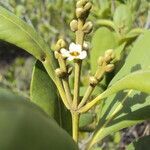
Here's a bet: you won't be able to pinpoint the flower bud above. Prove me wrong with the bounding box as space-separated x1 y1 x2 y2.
104 49 115 63
54 51 60 59
83 41 90 51
105 49 114 56
58 39 66 48
104 54 111 63
110 53 116 60
76 0 88 8
84 2 92 12
55 68 66 78
82 21 93 34
105 64 115 73
97 56 104 66
70 20 78 32
68 67 73 75
76 7 84 18
89 76 98 86
55 39 66 51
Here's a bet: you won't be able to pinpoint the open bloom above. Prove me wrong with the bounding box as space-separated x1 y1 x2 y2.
60 42 87 61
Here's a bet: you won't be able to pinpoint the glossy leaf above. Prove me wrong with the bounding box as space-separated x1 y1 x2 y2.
88 31 150 148
0 88 78 150
113 5 132 34
30 60 72 134
91 27 117 73
127 136 150 150
0 6 56 80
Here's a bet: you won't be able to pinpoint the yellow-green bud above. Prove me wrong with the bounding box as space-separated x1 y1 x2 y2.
70 20 78 32
55 68 66 78
58 39 66 48
104 49 115 63
104 54 111 63
68 67 73 75
83 41 90 51
55 39 66 51
105 49 114 56
97 56 104 66
110 53 115 60
84 2 92 12
76 7 84 18
54 51 60 59
105 64 115 73
76 0 88 8
89 76 98 86
82 21 93 34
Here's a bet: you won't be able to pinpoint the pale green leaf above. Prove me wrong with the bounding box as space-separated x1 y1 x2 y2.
0 87 78 150
113 5 132 34
91 27 117 73
119 28 144 44
88 31 150 149
101 70 150 98
0 6 56 80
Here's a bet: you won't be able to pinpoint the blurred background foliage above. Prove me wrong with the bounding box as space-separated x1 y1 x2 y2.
0 0 150 149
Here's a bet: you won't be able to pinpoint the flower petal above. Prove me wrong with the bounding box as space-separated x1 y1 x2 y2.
60 48 70 57
78 51 87 60
75 44 82 53
69 42 82 53
67 55 74 61
69 42 77 52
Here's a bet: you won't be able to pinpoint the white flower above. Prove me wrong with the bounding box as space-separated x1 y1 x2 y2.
60 42 87 61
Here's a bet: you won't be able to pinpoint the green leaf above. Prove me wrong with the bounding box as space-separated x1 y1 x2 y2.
30 60 59 119
91 27 117 73
127 0 141 12
119 28 144 44
30 60 72 134
0 88 78 150
114 42 126 62
98 0 110 18
113 5 132 34
0 6 69 109
100 70 150 98
88 31 150 148
0 6 56 80
127 136 150 150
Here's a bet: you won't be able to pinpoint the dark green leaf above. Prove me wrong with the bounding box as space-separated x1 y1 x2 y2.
91 27 117 73
30 60 72 134
30 60 59 119
127 136 150 150
0 88 78 150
